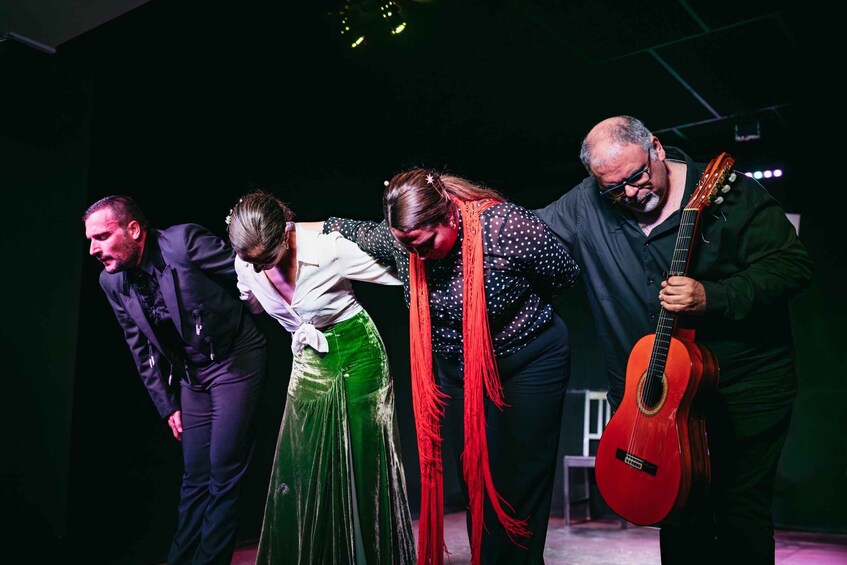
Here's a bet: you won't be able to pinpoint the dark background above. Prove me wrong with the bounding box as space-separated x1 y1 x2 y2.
2 1 841 563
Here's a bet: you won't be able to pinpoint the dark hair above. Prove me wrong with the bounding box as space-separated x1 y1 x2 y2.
227 190 295 256
383 168 503 232
82 195 150 230
579 115 655 172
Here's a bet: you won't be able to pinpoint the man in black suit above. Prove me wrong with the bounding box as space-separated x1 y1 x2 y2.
83 195 267 565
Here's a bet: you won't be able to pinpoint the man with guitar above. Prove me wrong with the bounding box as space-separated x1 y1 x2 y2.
535 115 813 564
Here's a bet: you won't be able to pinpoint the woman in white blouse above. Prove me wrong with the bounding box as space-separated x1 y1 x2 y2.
226 191 415 564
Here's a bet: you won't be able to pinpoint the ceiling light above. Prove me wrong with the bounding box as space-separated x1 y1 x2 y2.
334 0 406 48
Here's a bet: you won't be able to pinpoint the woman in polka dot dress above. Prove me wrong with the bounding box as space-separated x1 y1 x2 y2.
322 168 580 565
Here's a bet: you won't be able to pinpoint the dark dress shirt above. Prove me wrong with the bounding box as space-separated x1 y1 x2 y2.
534 147 813 434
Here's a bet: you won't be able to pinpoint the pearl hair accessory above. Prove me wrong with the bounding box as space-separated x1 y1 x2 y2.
225 198 244 226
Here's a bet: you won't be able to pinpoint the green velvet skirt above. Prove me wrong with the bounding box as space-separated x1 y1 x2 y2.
255 310 416 564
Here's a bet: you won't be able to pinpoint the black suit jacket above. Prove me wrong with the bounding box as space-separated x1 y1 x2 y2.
99 223 265 418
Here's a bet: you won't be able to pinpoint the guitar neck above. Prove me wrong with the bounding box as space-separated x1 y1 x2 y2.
669 206 703 276
647 205 702 381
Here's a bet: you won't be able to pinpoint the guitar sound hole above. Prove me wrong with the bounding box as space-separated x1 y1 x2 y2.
637 372 668 415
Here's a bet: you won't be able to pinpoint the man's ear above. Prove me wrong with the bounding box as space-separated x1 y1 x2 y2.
652 136 666 161
127 220 143 241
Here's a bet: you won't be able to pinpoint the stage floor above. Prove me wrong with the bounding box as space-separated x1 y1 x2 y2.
229 511 847 564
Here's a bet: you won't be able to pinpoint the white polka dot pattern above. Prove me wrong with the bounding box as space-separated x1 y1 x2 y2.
325 202 579 357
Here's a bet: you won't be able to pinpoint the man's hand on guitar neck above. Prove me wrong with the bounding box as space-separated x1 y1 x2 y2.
659 275 706 314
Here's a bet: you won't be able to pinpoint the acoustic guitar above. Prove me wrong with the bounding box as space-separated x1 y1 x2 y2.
594 152 736 526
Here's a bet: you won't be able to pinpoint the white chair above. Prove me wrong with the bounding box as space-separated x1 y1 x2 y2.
562 389 613 526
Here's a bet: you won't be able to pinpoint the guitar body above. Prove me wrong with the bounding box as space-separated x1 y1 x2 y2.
595 333 718 526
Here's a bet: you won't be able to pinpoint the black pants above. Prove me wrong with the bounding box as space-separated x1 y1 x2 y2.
435 314 570 565
167 345 267 565
660 399 793 565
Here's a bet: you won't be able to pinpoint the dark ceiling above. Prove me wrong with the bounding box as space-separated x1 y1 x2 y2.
2 0 798 195
0 0 150 50
382 0 797 172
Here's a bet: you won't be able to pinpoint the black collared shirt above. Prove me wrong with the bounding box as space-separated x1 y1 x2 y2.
535 147 813 433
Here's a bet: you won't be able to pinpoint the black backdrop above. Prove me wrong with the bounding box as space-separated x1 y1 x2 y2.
2 2 843 563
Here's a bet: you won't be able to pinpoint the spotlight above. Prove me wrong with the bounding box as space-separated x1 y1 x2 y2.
334 0 406 49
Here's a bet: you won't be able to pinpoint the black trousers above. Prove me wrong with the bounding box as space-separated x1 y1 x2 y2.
167 345 267 565
435 314 570 565
659 398 793 565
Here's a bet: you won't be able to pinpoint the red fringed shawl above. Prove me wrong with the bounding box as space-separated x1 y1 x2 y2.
410 198 531 565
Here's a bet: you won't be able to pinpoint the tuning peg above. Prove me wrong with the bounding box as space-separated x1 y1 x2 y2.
715 196 724 205
721 184 731 193
728 172 737 182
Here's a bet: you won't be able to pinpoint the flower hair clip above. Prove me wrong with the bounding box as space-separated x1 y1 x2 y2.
426 173 435 185
225 198 243 226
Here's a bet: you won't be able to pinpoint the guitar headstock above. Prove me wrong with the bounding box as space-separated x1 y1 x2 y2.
686 152 736 211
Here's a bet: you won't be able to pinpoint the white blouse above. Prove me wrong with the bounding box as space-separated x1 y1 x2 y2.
235 227 400 354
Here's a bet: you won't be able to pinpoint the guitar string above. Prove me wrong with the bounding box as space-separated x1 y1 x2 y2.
628 210 695 470
629 164 730 473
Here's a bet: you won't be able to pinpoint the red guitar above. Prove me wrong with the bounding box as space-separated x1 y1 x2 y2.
594 152 736 526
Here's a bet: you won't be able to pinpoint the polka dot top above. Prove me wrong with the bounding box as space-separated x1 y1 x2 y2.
324 201 580 358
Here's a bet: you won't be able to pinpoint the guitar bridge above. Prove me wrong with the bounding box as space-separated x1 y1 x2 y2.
615 448 658 476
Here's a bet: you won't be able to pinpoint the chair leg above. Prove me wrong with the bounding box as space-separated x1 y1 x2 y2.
563 460 571 526
581 468 591 522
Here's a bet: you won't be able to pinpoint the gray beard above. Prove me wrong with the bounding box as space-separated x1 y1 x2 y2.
639 191 661 213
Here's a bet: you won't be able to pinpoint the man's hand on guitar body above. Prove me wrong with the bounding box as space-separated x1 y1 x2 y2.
659 275 706 314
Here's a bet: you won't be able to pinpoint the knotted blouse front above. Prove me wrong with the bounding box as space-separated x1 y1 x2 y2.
235 227 401 354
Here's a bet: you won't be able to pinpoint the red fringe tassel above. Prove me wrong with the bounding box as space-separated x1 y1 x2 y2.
410 198 531 565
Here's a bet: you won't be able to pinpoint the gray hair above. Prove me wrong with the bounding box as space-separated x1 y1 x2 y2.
579 115 656 172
